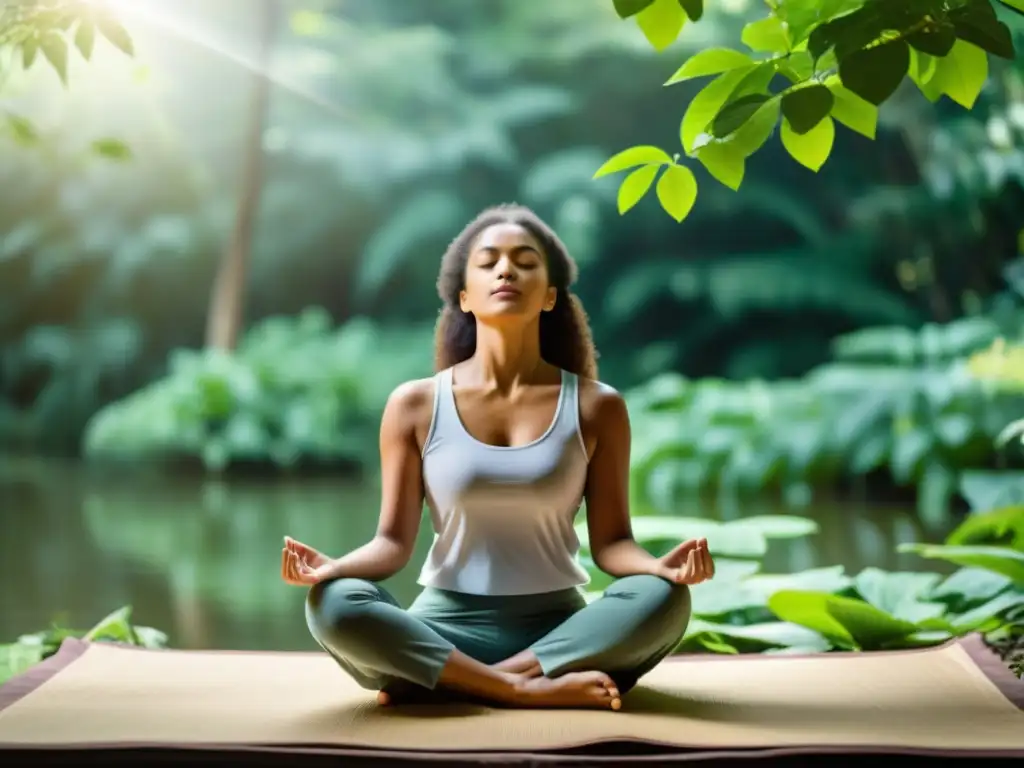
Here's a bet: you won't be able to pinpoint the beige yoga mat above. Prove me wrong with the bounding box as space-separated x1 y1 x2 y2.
0 635 1022 759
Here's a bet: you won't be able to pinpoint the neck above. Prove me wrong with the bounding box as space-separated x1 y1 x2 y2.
469 319 543 390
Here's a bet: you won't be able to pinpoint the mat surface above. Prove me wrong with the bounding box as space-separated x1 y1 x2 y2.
1 635 1022 763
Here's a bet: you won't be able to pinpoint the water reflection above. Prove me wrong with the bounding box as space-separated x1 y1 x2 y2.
0 457 958 652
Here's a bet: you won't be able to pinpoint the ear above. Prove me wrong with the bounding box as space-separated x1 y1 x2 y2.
459 290 469 313
542 286 557 312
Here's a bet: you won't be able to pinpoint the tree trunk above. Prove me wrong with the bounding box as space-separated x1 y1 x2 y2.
204 0 278 350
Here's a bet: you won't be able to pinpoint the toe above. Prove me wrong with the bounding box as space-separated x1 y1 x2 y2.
610 697 622 711
376 691 391 706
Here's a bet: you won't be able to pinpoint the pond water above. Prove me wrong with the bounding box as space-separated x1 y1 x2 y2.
0 456 959 652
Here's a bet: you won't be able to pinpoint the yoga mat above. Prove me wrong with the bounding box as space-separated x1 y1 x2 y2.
0 635 1021 765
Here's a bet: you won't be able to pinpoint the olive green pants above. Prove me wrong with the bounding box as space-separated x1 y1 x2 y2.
305 574 691 696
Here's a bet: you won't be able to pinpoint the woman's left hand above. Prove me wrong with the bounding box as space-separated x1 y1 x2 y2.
657 537 715 585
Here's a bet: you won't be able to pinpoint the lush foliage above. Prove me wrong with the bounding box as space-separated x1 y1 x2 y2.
82 308 434 472
600 0 1024 222
576 492 1023 666
0 0 133 157
627 312 1024 506
0 605 165 687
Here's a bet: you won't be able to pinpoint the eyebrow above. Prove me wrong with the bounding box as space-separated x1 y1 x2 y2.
475 244 540 257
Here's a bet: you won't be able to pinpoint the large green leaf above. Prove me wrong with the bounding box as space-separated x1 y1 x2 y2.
680 619 830 653
946 506 1024 551
617 165 660 214
780 84 834 135
781 116 835 172
680 67 756 152
655 164 698 222
666 47 754 84
853 568 945 623
769 590 918 649
899 544 1024 584
838 39 910 106
930 567 1013 605
594 145 672 178
635 0 686 51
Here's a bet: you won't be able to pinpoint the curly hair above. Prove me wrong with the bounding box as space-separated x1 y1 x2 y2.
433 204 599 379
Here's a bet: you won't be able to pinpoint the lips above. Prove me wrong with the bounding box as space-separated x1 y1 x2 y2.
491 286 520 296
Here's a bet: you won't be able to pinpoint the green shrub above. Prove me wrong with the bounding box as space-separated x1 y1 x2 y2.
627 314 1024 505
82 309 434 472
0 606 165 686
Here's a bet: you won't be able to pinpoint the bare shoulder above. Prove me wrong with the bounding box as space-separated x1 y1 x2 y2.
576 376 630 451
382 377 437 447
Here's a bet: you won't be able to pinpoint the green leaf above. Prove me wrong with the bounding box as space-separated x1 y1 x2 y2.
952 13 1015 60
21 36 38 68
898 543 1024 584
636 0 686 51
678 0 703 22
97 14 134 56
594 145 672 178
931 567 1013 605
694 142 744 190
946 506 1024 551
740 514 818 539
853 567 945 624
0 643 45 686
655 164 698 222
91 137 133 161
932 40 988 109
909 49 939 95
745 566 853 598
827 82 877 138
907 25 956 57
780 84 834 134
767 591 855 648
997 0 1024 15
680 68 755 152
711 93 773 139
84 606 137 643
74 20 95 59
825 595 920 648
838 39 909 106
613 0 656 19
617 165 659 214
781 116 834 172
726 99 780 157
742 16 790 53
39 31 68 85
665 47 755 84
948 589 1024 631
682 619 830 652
6 114 39 146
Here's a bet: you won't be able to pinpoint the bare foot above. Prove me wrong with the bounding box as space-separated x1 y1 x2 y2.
514 671 621 710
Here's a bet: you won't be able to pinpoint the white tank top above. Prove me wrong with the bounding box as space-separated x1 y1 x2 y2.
417 367 592 596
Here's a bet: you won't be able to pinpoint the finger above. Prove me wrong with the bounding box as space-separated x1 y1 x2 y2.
281 548 290 579
701 546 714 577
682 550 696 583
672 539 700 559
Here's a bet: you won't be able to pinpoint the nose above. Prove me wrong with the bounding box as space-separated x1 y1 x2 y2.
496 256 516 280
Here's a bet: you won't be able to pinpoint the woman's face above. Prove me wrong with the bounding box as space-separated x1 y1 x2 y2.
460 222 557 323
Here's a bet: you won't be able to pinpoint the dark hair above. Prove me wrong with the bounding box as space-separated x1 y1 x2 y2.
434 204 598 379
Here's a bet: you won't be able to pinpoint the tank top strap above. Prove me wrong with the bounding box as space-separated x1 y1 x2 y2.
558 371 588 459
422 367 456 457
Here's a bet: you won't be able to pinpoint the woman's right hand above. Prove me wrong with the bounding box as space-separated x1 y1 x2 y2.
281 536 332 587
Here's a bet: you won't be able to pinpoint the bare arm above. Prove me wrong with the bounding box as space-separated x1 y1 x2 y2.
583 386 666 579
314 380 430 582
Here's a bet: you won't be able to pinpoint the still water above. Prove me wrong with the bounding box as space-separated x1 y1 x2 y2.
0 456 958 652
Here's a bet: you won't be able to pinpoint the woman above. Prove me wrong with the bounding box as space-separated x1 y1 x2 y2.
280 204 715 711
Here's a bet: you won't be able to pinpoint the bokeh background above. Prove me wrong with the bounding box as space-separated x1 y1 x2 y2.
2 0 1024 654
